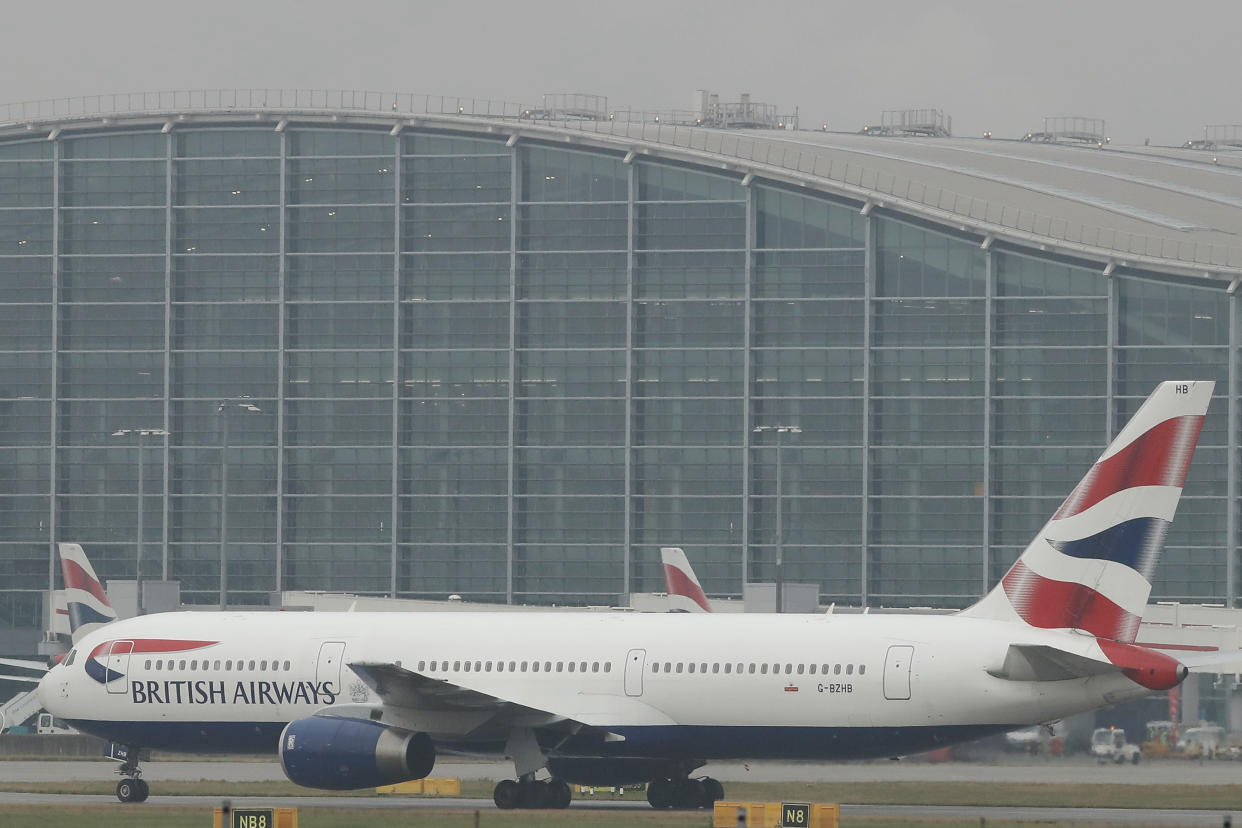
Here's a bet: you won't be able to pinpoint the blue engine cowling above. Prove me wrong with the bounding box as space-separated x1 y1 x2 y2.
279 715 435 790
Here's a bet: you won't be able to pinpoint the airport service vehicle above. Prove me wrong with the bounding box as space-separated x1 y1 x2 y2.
1091 727 1141 764
35 382 1215 808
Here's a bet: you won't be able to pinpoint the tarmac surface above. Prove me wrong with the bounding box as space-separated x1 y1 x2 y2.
0 791 1239 826
3 755 1241 785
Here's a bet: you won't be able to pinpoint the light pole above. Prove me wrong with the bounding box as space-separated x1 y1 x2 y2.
217 398 261 610
111 428 168 615
753 425 801 613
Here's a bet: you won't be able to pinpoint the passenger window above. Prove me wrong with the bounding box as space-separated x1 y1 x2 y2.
724 663 731 674
284 661 291 671
248 661 255 670
676 663 683 674
761 664 768 675
224 660 231 670
859 664 866 675
532 662 540 672
568 662 575 673
736 663 744 674
784 664 792 675
453 661 461 671
544 662 552 672
417 661 426 671
179 660 187 670
522 661 529 672
474 661 481 672
260 661 267 671
464 662 472 672
509 661 517 671
796 664 804 675
580 661 587 672
145 660 152 670
748 664 756 674
809 664 817 675
688 663 696 674
592 661 599 672
664 662 671 672
821 664 829 674
700 663 707 674
834 664 842 675
712 663 720 674
214 660 221 670
652 663 660 673
190 660 198 670
604 663 611 673
846 664 853 675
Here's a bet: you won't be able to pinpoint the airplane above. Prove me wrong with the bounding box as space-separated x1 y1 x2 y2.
660 547 711 612
36 381 1218 809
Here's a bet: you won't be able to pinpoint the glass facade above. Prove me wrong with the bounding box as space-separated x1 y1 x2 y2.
0 121 1238 627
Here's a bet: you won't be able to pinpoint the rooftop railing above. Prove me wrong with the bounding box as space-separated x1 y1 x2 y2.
3 89 1240 274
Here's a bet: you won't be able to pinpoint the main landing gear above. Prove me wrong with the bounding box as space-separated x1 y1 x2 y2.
114 748 150 803
646 775 724 809
492 775 572 809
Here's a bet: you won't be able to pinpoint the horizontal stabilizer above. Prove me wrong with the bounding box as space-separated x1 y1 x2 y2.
987 644 1121 682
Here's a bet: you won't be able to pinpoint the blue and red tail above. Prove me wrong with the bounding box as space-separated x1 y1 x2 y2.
58 542 118 644
963 381 1213 643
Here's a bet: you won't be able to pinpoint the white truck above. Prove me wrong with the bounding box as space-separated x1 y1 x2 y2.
1091 727 1141 764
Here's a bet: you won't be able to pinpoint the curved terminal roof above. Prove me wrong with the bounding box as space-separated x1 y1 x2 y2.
3 90 1240 284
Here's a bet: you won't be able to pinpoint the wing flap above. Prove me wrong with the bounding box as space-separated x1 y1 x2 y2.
347 660 676 731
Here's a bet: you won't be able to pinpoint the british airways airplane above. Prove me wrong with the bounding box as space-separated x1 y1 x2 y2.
36 382 1213 809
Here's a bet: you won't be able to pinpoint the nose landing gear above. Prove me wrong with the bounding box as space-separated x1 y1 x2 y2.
113 746 150 803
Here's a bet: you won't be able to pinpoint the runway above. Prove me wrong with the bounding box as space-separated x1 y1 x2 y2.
0 791 1239 826
3 756 1240 785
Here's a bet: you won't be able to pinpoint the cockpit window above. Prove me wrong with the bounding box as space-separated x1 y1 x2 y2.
63 649 77 667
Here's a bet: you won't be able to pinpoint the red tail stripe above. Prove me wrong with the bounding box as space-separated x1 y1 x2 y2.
1097 639 1185 691
1001 561 1140 642
1054 415 1204 520
61 558 110 605
663 565 711 612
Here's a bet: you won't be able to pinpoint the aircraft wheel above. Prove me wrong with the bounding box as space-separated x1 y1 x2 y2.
647 778 674 809
673 779 707 809
1131 753 1141 765
116 779 137 803
702 776 724 804
548 778 572 809
493 779 520 810
134 779 150 802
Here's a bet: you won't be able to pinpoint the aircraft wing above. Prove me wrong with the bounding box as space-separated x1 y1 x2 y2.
0 674 42 684
0 658 48 673
346 660 676 735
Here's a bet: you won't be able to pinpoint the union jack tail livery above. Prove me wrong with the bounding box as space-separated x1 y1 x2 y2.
661 547 712 613
963 381 1213 642
59 542 118 644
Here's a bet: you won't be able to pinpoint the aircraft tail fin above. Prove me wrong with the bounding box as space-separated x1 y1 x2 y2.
58 543 118 643
961 381 1213 643
660 547 711 613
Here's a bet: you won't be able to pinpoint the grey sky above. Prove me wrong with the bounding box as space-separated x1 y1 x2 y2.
3 0 1239 145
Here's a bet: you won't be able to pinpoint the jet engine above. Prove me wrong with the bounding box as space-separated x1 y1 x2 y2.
279 715 435 790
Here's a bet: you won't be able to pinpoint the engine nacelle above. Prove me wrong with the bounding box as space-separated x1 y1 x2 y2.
279 715 435 790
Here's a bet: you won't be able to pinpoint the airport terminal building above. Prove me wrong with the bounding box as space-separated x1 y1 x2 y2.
0 91 1239 631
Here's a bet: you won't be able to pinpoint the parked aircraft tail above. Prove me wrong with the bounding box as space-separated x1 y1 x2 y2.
58 542 118 643
961 381 1213 643
660 547 711 613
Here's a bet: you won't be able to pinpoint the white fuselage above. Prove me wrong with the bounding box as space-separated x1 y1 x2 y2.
40 610 1152 761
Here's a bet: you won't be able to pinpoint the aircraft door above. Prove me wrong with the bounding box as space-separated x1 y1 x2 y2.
883 645 913 701
315 641 346 699
105 640 134 695
624 648 646 697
